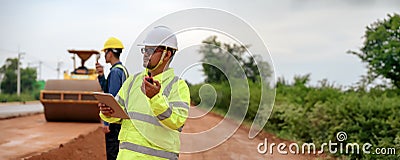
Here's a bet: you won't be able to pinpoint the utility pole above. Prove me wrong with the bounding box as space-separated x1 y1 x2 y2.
56 61 63 79
0 73 3 94
17 48 25 96
38 61 42 80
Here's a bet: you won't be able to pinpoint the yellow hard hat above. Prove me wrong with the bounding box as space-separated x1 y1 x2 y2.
102 37 124 51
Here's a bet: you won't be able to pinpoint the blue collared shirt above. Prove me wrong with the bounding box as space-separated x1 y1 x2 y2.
98 61 127 96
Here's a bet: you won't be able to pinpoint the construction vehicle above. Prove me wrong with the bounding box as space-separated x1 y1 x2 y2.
40 50 102 122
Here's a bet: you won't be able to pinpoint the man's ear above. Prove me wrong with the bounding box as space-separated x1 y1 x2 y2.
164 50 172 61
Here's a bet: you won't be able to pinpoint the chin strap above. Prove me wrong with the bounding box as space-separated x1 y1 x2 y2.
147 46 167 71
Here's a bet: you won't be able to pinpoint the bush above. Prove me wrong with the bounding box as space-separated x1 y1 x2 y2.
189 80 263 120
189 76 400 159
268 82 400 159
190 82 231 116
0 92 39 102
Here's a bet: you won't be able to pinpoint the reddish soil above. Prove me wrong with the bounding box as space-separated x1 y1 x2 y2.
0 108 328 160
26 127 105 160
179 107 326 160
0 114 104 160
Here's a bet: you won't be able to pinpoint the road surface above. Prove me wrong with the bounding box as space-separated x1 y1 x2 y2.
0 114 103 159
0 103 323 159
0 102 43 119
179 107 319 160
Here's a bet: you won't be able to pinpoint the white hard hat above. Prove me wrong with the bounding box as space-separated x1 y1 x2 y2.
138 26 178 50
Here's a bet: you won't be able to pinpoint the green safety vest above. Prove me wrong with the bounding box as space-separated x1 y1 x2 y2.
107 63 128 125
100 68 190 160
113 63 129 79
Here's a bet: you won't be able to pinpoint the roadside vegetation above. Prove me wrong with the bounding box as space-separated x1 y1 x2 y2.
0 58 43 102
190 13 400 159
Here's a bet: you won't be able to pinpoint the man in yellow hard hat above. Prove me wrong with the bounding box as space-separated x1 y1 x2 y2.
96 37 129 160
99 26 190 159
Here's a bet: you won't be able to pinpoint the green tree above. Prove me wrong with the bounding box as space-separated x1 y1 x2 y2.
199 36 245 83
199 36 272 83
243 55 272 82
0 58 38 94
348 13 400 88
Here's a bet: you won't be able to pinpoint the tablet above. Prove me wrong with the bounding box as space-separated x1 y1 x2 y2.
93 92 129 119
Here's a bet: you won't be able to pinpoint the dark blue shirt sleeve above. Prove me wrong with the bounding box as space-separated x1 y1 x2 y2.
107 68 126 97
98 75 107 92
103 121 109 126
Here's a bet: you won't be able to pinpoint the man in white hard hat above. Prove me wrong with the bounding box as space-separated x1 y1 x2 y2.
96 37 129 160
99 26 190 159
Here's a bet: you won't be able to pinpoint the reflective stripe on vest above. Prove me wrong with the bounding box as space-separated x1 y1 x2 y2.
127 111 162 127
162 76 179 97
155 76 188 121
123 74 186 132
123 72 141 113
156 101 189 121
115 95 125 108
169 101 189 110
113 64 129 78
120 142 178 160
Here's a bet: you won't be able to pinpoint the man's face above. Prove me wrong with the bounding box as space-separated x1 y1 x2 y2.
104 49 111 63
142 46 164 69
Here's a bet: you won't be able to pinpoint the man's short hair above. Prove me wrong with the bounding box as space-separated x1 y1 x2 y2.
159 46 176 62
109 48 122 59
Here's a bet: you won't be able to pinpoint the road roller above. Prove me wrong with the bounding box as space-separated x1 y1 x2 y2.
40 50 102 122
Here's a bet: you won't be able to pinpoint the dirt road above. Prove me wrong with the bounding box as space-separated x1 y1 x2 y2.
0 102 43 119
179 107 320 160
0 106 323 159
0 114 104 159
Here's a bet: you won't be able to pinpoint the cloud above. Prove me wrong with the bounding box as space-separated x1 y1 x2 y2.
0 0 398 85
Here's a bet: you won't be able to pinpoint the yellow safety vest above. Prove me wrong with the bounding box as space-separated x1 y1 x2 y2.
100 68 190 160
113 63 129 79
107 63 128 124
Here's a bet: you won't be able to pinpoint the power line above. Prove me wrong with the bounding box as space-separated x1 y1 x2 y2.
1 48 69 80
23 52 57 70
0 48 17 53
27 60 43 80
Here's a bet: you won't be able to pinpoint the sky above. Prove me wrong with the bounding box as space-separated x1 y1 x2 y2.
0 0 399 86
